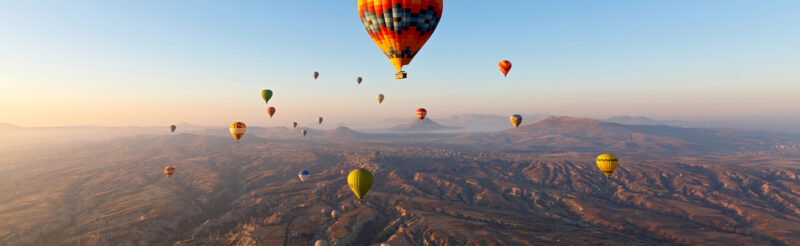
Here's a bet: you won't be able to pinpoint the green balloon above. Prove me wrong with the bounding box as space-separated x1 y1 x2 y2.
261 89 273 104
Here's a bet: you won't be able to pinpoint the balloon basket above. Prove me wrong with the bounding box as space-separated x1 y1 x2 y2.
395 71 407 79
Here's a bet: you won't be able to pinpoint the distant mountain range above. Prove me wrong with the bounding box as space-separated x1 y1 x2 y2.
390 118 462 132
603 116 688 126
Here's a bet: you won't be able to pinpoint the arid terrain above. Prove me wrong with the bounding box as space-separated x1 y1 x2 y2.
1 117 799 245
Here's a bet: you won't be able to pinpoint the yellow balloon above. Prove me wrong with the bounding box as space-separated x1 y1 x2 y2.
596 154 619 179
347 168 373 201
229 122 246 143
376 94 384 104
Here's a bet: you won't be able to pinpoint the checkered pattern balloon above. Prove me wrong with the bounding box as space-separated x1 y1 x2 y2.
358 0 444 71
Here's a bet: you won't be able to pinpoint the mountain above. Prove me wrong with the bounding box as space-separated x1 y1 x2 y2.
391 118 463 132
1 134 798 245
604 116 687 126
321 126 373 141
433 114 551 132
457 116 789 154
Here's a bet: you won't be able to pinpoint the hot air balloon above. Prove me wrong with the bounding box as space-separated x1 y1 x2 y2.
596 154 619 179
302 129 308 136
358 0 443 79
499 60 512 77
321 208 329 216
313 71 319 80
229 122 246 143
348 168 373 202
510 114 522 128
416 108 427 120
260 89 273 104
380 243 390 246
267 107 276 118
315 240 327 246
356 77 363 85
318 117 323 124
170 125 176 133
299 169 310 182
292 122 298 128
331 210 340 219
164 166 175 178
377 94 384 104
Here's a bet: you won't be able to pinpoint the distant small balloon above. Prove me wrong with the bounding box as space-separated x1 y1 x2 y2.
416 108 427 120
313 71 319 80
229 122 246 143
377 94 384 104
318 117 323 124
510 114 522 128
321 208 329 216
302 129 308 136
267 107 276 118
292 122 298 128
356 77 363 84
596 153 619 179
315 240 327 246
299 169 310 182
164 166 175 178
499 60 512 77
260 89 273 104
170 125 176 133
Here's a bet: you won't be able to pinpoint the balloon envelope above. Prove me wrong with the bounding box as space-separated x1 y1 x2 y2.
164 166 175 178
596 154 619 179
229 122 246 142
292 122 298 128
499 60 512 77
318 117 323 124
356 77 363 84
260 89 273 104
416 108 427 120
170 125 176 133
358 0 443 73
348 168 374 201
299 169 310 182
313 71 319 80
315 240 327 246
267 107 276 118
377 94 384 104
510 114 522 128
301 129 308 136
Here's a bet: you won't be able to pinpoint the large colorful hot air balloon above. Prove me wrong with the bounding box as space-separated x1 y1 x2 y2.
318 117 323 124
260 89 273 104
499 60 512 77
229 122 246 143
358 0 443 79
164 166 175 178
302 129 308 136
356 77 363 85
510 114 522 128
170 125 176 133
377 94 384 104
313 71 319 80
348 168 373 202
596 154 619 179
267 107 276 118
416 108 427 120
292 122 298 128
299 169 310 182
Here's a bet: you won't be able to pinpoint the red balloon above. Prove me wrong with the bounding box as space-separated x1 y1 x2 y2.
499 60 512 77
416 108 427 120
267 107 276 118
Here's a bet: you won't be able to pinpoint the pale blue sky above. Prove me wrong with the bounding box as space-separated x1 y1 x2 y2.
1 0 798 127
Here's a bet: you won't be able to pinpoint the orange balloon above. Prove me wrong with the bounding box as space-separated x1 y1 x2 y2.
164 166 175 178
358 0 443 72
499 60 512 77
267 107 276 118
416 108 427 120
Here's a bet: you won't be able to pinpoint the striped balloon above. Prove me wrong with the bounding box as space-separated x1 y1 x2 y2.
499 60 512 77
229 122 246 143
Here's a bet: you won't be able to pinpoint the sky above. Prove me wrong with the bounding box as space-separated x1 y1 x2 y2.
1 0 799 128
